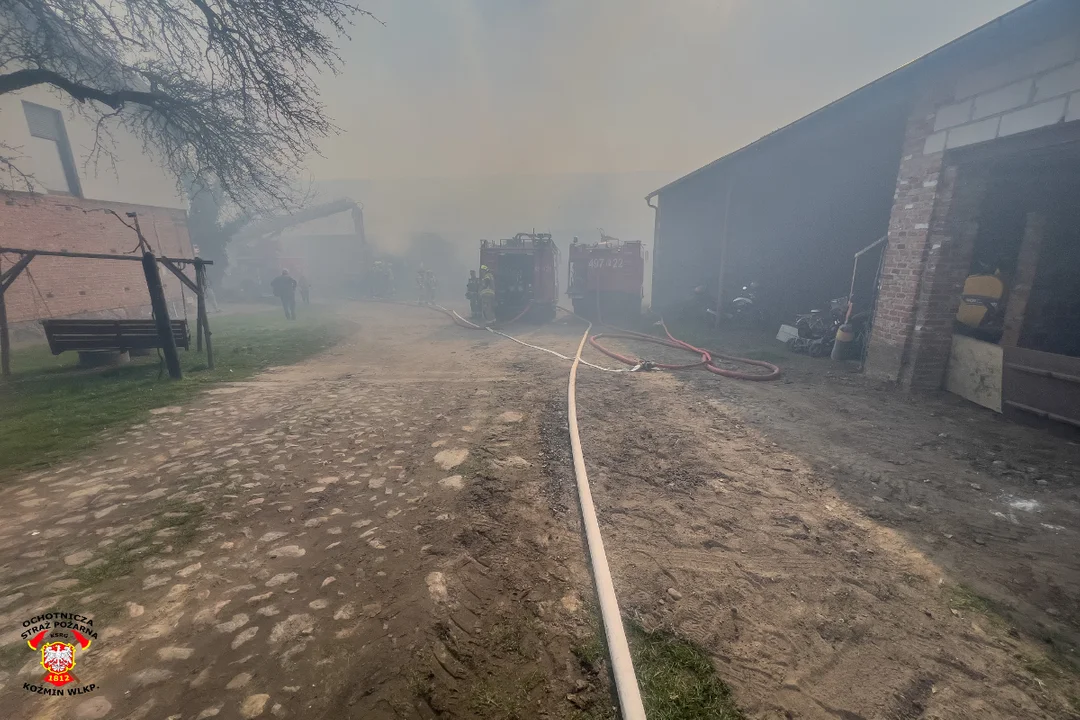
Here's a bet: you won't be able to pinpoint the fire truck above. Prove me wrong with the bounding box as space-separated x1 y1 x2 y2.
567 233 645 322
479 233 559 322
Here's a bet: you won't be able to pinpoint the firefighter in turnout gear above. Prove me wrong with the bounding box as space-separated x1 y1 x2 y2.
424 270 437 305
479 265 496 323
466 270 480 319
416 266 427 304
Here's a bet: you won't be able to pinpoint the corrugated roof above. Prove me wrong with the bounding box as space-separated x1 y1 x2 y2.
646 0 1049 200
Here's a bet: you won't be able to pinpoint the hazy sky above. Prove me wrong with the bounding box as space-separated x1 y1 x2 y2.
308 0 1028 182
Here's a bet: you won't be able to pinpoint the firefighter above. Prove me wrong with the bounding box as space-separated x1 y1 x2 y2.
466 271 480 318
479 268 496 323
382 262 396 298
424 270 437 305
416 265 427 304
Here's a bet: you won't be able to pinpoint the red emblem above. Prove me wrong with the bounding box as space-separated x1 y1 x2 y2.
39 642 77 687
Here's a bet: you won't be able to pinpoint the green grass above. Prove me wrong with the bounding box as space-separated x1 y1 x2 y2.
575 619 745 720
945 584 1080 687
946 584 999 618
73 499 206 588
0 306 348 477
467 669 546 720
629 622 745 720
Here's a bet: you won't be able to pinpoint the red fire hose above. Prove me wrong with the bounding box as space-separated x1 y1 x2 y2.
587 316 782 381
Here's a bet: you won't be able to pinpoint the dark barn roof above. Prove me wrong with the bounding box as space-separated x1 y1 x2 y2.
646 0 1065 200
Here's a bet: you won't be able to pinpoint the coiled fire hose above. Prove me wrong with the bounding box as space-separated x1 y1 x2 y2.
588 318 781 380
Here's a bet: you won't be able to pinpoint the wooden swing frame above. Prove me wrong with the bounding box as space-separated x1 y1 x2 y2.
0 245 214 378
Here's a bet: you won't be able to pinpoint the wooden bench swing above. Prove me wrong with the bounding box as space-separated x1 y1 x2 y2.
0 212 214 379
42 318 191 355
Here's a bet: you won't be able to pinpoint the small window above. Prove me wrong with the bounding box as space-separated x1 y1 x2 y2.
22 101 82 197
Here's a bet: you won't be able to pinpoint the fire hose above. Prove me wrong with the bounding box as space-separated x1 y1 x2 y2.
568 321 647 720
588 318 781 380
368 296 778 720
584 291 780 380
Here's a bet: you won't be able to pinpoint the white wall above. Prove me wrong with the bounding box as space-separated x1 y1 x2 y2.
0 84 185 209
923 29 1080 154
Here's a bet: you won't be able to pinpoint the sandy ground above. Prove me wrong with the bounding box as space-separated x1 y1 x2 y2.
571 325 1080 719
2 302 1079 719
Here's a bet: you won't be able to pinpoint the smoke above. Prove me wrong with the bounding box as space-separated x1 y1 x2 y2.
296 0 1026 296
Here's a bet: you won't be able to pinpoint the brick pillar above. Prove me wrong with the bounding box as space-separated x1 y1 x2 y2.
866 93 987 390
1000 211 1046 348
865 99 947 382
903 177 983 391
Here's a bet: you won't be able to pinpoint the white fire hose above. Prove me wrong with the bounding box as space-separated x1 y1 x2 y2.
568 323 648 720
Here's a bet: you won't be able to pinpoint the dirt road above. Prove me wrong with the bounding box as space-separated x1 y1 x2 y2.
2 303 1078 719
0 303 602 720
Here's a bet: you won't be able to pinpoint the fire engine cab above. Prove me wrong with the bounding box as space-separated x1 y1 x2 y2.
479 233 558 322
567 233 645 322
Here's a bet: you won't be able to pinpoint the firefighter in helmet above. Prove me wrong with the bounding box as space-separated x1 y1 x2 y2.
479 264 496 323
466 270 480 319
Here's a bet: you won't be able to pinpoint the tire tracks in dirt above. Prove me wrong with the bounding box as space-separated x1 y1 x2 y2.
571 368 1080 719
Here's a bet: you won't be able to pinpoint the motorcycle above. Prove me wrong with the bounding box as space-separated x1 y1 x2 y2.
789 295 851 357
727 282 762 324
681 281 762 326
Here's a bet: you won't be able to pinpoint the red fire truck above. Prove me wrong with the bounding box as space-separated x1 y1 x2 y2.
567 234 645 322
479 233 558 322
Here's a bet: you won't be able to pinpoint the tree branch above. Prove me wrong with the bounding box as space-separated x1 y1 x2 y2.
0 67 168 110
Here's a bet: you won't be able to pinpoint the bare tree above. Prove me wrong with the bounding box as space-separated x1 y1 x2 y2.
0 0 376 208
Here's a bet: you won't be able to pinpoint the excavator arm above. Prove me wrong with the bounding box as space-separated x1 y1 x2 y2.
233 198 365 243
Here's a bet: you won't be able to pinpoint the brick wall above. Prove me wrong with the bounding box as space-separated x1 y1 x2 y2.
865 93 949 384
902 167 985 390
865 89 992 390
866 22 1080 390
0 194 193 339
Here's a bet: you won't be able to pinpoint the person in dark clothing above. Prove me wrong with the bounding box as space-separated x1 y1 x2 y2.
466 270 480 318
271 269 298 319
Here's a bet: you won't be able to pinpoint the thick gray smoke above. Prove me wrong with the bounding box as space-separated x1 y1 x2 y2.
292 0 1027 298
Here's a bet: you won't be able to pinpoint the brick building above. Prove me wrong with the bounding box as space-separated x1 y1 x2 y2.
0 82 193 339
647 0 1080 427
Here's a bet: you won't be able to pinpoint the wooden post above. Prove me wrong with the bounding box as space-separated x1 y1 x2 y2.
195 261 214 370
0 252 36 377
195 261 206 354
142 251 183 379
1001 211 1046 348
0 289 9 378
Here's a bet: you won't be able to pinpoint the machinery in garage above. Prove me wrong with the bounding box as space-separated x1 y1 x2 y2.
567 233 645 323
478 233 558 322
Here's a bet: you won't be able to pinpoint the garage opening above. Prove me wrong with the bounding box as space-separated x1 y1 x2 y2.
945 132 1080 427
